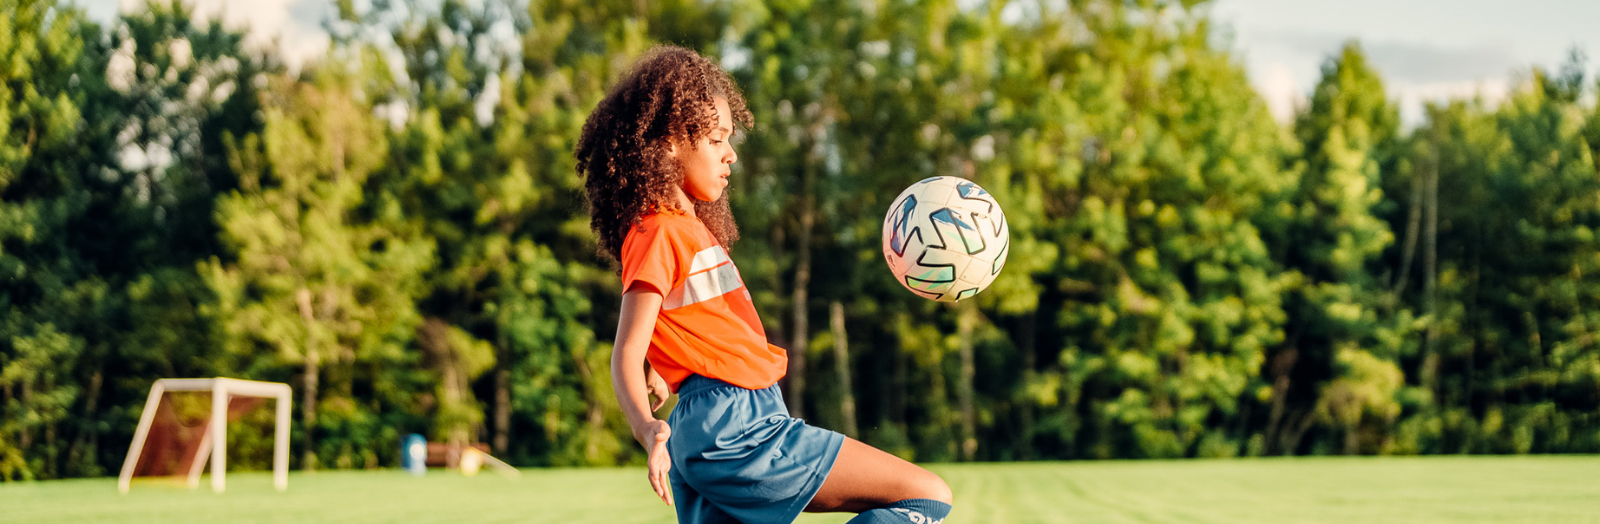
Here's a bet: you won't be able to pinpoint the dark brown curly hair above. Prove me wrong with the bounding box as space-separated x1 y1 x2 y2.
576 45 753 265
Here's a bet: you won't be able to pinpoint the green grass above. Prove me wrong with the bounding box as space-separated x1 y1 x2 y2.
3 456 1597 523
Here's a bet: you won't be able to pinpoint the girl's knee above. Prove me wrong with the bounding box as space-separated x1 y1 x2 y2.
916 470 953 505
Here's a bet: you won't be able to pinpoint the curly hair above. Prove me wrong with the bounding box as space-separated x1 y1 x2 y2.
575 45 753 266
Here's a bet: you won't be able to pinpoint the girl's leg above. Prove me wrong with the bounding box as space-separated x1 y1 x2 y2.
804 437 953 513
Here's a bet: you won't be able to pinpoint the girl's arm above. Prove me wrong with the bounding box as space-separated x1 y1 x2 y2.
612 287 674 506
645 362 670 411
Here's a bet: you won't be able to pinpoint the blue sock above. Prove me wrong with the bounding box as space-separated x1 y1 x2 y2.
845 498 952 524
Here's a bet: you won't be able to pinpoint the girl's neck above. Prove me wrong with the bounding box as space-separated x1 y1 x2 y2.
672 186 697 218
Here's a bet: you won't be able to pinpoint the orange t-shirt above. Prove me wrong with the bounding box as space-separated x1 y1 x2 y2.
620 210 787 392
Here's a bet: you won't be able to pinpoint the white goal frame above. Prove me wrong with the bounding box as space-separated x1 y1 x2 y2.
118 378 291 493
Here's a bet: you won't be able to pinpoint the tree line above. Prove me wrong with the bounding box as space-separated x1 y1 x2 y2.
2 0 1597 480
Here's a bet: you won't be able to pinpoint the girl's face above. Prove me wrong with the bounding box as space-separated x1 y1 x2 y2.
674 96 738 202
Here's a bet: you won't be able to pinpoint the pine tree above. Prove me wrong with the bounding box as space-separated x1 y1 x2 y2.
1265 42 1403 455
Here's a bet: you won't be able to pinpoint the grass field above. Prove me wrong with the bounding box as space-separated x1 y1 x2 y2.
3 456 1597 523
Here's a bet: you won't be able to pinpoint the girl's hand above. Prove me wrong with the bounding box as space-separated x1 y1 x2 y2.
646 367 671 412
642 419 674 506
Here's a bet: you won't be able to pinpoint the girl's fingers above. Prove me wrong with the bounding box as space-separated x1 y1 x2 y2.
650 461 673 505
660 466 674 506
655 470 666 502
648 432 673 506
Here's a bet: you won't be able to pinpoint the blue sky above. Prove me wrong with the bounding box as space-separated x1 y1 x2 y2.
81 0 1600 127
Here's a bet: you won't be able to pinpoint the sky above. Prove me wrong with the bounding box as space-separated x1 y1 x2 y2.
1208 0 1600 126
78 0 1600 128
82 0 334 71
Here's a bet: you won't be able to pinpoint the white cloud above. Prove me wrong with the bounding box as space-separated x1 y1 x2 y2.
1391 79 1512 127
1212 0 1598 129
102 0 332 71
1254 61 1301 125
191 0 331 71
474 73 500 127
106 33 137 92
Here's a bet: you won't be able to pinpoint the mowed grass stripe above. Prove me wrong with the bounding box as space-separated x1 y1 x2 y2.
2 469 678 524
3 457 1597 523
931 457 1600 524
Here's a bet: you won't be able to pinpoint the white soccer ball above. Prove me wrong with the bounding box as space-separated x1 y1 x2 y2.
882 176 1009 302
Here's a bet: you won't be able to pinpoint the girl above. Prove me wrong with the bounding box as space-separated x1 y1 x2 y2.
575 45 955 524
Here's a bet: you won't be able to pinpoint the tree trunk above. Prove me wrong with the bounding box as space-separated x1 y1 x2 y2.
770 210 789 395
44 375 57 478
1018 311 1037 461
19 380 32 451
301 342 320 471
829 302 858 439
957 302 978 462
1393 161 1424 295
770 223 787 346
66 369 102 476
788 169 814 418
586 396 605 464
570 345 605 464
1465 243 1483 411
443 356 464 470
494 330 510 454
1283 409 1317 454
494 366 510 454
892 335 907 426
927 344 949 457
297 288 319 471
1421 135 1440 396
1263 347 1298 455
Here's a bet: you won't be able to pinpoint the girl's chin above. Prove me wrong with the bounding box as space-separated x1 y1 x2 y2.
691 189 723 202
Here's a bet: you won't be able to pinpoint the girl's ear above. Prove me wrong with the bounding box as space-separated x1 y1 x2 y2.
665 138 678 158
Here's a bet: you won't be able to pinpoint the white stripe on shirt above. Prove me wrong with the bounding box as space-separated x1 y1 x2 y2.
664 246 745 310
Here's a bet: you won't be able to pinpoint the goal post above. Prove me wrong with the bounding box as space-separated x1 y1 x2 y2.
118 378 292 493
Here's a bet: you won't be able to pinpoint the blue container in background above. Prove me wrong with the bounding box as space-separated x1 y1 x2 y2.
402 434 427 476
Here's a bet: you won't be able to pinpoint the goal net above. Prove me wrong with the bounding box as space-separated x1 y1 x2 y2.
118 378 291 493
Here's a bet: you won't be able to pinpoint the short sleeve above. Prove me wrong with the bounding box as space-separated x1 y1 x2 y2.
620 217 685 296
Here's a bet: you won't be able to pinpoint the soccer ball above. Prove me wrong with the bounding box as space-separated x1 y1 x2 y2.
882 176 1009 302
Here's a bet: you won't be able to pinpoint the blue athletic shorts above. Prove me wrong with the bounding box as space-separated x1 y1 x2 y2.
667 375 846 524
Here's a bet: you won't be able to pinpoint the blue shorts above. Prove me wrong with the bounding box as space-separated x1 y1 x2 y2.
667 375 845 524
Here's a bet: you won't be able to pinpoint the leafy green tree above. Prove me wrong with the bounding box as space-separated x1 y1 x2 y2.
203 70 434 470
0 0 119 481
98 0 270 475
730 0 857 423
351 0 734 466
7 0 1600 478
990 0 1291 460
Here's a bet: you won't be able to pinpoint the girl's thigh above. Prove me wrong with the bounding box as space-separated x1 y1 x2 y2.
803 437 953 513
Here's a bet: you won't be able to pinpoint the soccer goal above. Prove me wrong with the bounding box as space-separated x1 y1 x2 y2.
117 378 291 493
